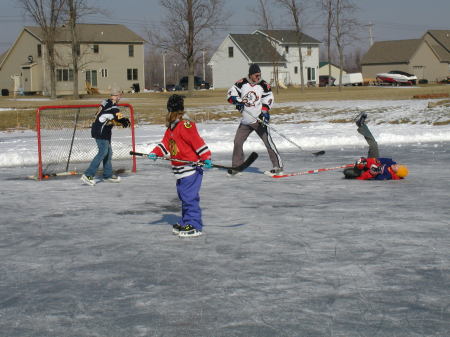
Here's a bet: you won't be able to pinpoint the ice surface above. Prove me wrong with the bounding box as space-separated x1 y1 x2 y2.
0 99 449 336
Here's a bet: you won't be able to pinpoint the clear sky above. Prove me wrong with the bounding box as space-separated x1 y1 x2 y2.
1 0 449 55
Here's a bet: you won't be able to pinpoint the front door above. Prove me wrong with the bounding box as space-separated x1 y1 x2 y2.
85 70 98 87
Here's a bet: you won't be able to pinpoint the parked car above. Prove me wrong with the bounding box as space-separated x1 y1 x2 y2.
319 75 335 87
166 84 183 91
179 76 210 90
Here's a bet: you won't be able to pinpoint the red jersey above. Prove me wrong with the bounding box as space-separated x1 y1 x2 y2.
151 119 211 179
356 157 401 180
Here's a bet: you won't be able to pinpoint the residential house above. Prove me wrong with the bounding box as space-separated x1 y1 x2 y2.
361 30 450 83
0 24 145 96
319 61 347 78
209 30 321 89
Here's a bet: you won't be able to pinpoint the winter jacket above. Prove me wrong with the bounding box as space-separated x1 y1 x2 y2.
227 78 274 125
151 119 211 179
91 99 120 141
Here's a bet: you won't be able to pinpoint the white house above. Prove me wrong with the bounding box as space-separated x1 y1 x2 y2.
209 30 321 89
0 24 146 96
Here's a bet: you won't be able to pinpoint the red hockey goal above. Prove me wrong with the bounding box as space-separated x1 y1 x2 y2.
36 104 136 180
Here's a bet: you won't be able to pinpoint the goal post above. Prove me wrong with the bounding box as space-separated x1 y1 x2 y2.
36 103 136 180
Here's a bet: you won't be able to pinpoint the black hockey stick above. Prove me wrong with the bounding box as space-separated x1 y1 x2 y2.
244 112 325 156
130 151 258 172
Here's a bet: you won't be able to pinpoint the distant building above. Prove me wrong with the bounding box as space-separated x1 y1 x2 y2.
0 24 145 96
209 30 321 89
361 30 450 83
319 61 347 78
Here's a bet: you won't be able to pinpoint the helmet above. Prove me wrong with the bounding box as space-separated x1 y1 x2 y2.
396 165 409 178
167 94 185 112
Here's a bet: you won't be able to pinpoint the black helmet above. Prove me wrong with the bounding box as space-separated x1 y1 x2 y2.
167 94 185 112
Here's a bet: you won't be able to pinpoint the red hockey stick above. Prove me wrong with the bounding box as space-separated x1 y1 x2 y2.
272 164 353 178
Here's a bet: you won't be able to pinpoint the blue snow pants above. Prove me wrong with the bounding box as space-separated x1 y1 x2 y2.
176 168 204 230
84 138 113 178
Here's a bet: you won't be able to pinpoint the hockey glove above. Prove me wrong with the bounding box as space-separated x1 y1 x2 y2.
118 117 130 128
148 153 158 161
355 157 367 170
202 159 213 169
369 164 383 175
258 112 270 124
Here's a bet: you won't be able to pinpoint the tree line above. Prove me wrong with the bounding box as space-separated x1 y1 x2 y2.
20 0 361 98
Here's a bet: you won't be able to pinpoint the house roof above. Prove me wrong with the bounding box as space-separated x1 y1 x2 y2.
256 30 321 44
425 30 450 62
229 34 286 63
0 50 7 64
319 61 340 68
24 24 146 44
361 39 423 65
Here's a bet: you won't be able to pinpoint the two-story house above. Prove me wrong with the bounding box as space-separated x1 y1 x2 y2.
209 30 321 89
0 24 145 96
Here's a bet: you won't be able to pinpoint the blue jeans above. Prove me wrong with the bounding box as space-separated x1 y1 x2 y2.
84 139 113 178
176 168 204 230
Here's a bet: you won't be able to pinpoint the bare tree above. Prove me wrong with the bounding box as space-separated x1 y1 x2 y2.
320 0 335 86
65 0 97 99
19 0 66 98
274 0 307 91
255 0 280 93
332 0 359 90
150 0 226 94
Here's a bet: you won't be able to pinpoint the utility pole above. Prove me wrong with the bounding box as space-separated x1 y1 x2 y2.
202 49 206 81
367 22 374 46
162 51 167 92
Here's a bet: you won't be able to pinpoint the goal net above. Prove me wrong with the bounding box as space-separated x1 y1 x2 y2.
36 104 136 180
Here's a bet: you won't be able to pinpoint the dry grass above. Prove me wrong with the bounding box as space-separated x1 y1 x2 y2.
1 84 449 130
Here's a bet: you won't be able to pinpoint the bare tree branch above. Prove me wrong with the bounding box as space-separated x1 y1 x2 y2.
19 0 67 98
149 0 227 94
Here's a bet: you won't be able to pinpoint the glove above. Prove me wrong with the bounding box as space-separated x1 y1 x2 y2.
118 117 130 128
148 153 158 161
202 159 213 169
258 112 270 124
355 157 367 170
235 102 245 112
369 164 382 175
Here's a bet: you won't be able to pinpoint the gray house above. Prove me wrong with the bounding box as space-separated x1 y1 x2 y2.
361 30 450 83
0 24 146 96
209 30 321 89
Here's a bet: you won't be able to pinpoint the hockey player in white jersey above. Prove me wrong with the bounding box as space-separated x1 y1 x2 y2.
227 63 283 175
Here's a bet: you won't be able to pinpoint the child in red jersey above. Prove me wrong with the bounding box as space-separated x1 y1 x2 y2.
344 113 408 180
149 95 212 237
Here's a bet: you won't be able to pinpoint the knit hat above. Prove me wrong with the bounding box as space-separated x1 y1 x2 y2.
248 63 261 76
167 94 185 112
396 165 409 178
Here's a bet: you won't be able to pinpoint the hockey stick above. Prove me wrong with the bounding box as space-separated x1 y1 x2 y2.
244 111 325 156
129 151 258 172
272 164 353 178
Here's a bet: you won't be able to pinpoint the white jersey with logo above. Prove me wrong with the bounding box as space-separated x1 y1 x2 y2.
227 78 274 125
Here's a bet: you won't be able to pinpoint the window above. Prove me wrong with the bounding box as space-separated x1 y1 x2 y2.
228 46 234 58
92 44 99 53
128 45 134 57
285 46 289 54
56 69 74 82
307 67 316 81
37 44 42 57
85 70 97 87
101 69 108 78
307 45 312 56
294 66 298 74
127 68 138 80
